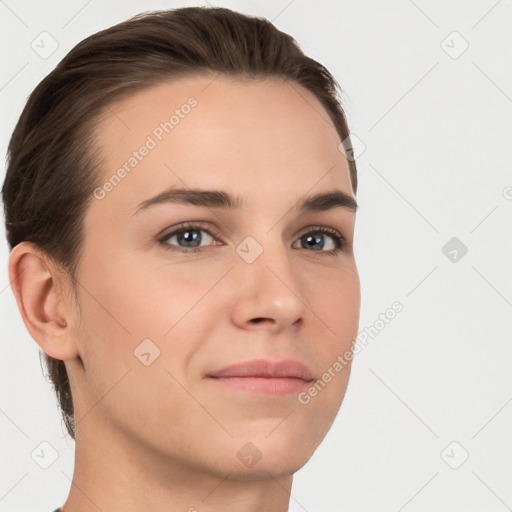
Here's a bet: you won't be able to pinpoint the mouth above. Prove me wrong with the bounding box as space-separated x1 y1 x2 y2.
207 359 315 395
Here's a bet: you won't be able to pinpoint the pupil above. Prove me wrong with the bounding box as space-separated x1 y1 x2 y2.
304 234 324 250
178 230 201 247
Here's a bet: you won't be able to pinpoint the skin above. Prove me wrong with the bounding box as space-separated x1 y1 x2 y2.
9 75 360 512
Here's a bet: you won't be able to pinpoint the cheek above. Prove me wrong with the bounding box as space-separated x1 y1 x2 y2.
77 256 229 386
133 261 230 342
306 264 361 344
81 249 220 333
294 265 359 419
72 264 220 439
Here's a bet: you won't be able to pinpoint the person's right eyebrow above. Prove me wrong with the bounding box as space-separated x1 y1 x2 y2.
129 187 358 216
130 188 243 216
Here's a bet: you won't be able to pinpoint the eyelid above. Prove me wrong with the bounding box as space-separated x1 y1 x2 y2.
295 224 343 239
158 221 225 243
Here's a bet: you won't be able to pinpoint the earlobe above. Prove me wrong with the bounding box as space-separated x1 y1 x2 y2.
8 242 77 360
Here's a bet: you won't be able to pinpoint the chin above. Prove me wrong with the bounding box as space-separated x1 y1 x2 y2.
222 453 310 481
215 428 320 481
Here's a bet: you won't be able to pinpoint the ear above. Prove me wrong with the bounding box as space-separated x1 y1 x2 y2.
8 241 79 360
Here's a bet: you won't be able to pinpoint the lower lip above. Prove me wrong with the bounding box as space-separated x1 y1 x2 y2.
210 376 312 395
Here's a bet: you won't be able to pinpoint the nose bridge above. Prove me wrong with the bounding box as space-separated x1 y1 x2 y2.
237 231 297 289
230 231 306 327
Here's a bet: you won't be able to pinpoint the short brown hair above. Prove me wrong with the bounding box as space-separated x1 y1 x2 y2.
2 6 358 440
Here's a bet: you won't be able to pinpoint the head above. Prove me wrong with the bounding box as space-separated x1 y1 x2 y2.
3 7 359 479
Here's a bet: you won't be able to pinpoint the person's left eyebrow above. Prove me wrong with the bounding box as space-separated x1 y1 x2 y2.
130 187 358 216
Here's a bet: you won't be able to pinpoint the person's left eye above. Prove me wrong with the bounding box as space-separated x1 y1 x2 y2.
158 223 346 254
291 227 345 253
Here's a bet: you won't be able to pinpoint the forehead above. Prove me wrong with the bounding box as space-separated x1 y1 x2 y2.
89 75 353 217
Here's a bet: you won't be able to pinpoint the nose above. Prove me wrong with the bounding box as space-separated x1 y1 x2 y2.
230 240 307 332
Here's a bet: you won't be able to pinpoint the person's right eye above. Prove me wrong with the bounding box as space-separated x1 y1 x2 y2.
158 222 223 253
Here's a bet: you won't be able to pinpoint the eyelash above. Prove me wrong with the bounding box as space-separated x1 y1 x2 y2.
157 222 348 256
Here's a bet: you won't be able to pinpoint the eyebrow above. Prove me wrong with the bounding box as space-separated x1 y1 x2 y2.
131 187 358 216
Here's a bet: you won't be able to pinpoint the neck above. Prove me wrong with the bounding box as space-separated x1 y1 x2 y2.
61 421 293 512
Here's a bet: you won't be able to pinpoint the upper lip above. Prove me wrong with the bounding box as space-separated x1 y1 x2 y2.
207 359 314 381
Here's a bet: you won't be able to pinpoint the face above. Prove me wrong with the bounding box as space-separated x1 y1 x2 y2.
66 75 360 479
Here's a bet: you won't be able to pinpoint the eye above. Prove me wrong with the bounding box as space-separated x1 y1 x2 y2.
292 226 346 254
158 222 221 253
158 223 347 255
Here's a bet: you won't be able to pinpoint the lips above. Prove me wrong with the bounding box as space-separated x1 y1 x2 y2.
207 359 315 395
208 359 314 381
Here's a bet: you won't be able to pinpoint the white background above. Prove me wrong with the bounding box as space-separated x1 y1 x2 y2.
1 1 511 511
